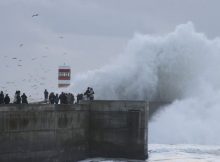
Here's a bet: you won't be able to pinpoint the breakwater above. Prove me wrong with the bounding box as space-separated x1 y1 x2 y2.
0 100 168 162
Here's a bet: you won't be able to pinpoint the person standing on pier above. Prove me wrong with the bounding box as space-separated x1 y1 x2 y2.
4 94 10 104
0 91 4 104
44 89 49 103
21 93 28 104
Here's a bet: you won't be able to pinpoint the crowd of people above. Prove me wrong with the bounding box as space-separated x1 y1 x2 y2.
44 87 95 104
0 90 28 104
44 90 75 104
0 87 95 105
76 87 95 103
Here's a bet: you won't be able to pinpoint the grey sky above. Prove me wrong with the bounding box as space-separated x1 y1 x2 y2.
0 0 220 100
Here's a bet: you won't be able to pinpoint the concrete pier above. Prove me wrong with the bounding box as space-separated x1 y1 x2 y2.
87 101 148 160
0 100 167 162
0 104 90 162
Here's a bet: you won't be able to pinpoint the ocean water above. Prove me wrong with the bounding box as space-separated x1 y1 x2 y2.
80 144 220 162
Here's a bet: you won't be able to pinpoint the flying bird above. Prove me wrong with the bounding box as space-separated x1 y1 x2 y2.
32 14 39 17
31 58 37 61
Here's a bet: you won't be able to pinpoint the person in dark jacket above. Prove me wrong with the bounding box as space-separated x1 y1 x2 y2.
4 94 10 104
76 93 83 104
59 92 64 104
21 93 28 104
63 93 68 104
16 91 21 104
59 92 66 104
0 91 4 104
76 94 80 104
70 93 75 104
55 94 59 104
49 92 55 104
44 89 49 102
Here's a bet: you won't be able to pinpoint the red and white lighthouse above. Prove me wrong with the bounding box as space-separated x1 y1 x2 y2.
58 65 71 88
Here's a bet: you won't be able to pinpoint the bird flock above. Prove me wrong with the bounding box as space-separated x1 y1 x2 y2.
0 12 71 102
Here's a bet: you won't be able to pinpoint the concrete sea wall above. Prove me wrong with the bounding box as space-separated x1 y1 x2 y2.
0 101 168 162
88 101 148 160
0 104 90 162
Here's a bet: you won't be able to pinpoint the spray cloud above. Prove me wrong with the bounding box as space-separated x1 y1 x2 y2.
72 22 220 144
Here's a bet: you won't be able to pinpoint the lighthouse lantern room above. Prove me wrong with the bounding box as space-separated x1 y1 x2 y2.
58 65 71 88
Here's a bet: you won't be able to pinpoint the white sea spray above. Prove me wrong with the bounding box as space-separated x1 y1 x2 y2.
72 22 220 144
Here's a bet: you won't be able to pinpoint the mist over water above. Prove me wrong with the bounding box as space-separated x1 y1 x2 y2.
72 22 220 145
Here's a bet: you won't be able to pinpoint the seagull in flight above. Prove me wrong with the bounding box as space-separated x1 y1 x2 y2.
32 14 39 17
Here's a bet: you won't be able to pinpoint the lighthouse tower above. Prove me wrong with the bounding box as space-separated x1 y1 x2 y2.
58 65 71 88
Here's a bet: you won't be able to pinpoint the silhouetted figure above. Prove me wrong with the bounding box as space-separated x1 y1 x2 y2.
0 91 4 104
4 94 10 104
76 93 83 104
70 93 75 104
64 93 68 104
21 93 28 104
49 92 55 104
84 87 91 100
76 94 80 103
59 92 64 104
32 13 39 17
89 88 95 100
14 91 21 104
55 94 59 104
44 89 49 102
59 92 68 104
